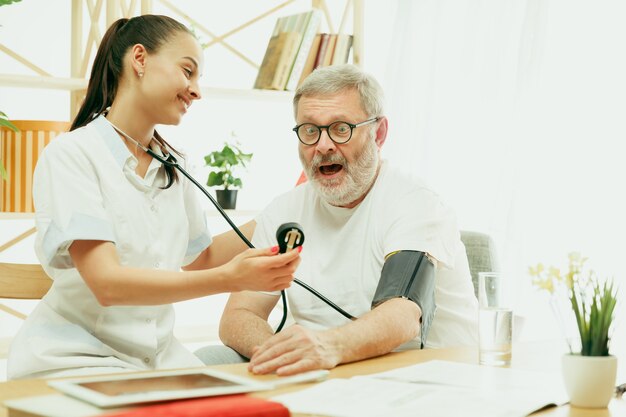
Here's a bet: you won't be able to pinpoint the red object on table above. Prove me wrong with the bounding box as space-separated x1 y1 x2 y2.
105 394 290 417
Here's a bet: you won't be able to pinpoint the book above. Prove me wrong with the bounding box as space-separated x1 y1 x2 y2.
296 33 353 86
331 34 353 65
284 9 322 91
255 10 326 91
254 12 302 90
320 34 338 67
313 33 331 69
297 33 322 85
107 395 289 417
254 30 302 90
5 393 289 417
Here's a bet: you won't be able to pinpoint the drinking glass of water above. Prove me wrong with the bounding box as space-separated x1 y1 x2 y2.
478 272 513 366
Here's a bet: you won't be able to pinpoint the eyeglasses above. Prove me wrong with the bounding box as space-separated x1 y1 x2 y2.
293 117 380 146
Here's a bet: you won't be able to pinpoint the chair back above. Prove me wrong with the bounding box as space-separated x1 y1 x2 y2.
0 262 51 300
460 230 499 298
0 262 51 359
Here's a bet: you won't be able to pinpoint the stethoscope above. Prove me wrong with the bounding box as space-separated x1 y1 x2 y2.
108 119 355 332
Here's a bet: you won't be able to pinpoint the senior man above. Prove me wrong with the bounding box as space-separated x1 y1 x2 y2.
198 64 478 375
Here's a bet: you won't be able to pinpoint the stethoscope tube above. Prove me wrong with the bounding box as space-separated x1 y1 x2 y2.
106 117 356 328
146 148 356 330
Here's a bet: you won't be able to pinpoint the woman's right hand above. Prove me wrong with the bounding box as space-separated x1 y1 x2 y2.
222 246 302 292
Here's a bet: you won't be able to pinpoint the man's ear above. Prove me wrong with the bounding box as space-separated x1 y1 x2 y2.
374 116 388 149
130 44 148 76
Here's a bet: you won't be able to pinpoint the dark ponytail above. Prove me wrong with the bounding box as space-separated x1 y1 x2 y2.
71 15 192 188
70 18 129 132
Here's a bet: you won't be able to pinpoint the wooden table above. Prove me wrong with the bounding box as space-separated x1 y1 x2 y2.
0 341 624 416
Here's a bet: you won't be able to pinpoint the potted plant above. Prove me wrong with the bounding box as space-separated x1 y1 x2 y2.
204 132 252 210
529 253 618 408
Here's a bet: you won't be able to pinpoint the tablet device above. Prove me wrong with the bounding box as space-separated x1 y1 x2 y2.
47 368 272 408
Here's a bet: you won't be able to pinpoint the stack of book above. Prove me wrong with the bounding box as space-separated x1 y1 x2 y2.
254 10 353 91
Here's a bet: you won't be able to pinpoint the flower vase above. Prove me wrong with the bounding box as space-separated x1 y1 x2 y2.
561 353 617 408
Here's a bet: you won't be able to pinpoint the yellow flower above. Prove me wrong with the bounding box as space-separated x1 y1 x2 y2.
533 276 554 293
568 252 582 263
528 263 545 276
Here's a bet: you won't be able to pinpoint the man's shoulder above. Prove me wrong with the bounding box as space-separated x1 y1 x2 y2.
271 180 313 203
252 181 315 245
259 180 314 216
376 161 442 202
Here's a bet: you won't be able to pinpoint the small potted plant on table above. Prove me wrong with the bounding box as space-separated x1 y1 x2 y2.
529 253 618 408
204 133 252 210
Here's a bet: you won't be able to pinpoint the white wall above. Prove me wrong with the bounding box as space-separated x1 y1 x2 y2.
0 1 394 210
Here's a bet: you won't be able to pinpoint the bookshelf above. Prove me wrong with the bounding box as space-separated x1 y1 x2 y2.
0 0 364 117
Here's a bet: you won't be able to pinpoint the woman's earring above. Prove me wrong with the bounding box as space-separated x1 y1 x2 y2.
138 71 144 78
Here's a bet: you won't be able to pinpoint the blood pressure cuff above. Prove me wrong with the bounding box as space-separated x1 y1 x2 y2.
371 250 436 348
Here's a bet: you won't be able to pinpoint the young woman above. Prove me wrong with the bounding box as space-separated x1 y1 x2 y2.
7 15 300 380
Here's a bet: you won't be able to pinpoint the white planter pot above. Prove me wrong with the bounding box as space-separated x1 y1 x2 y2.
562 354 617 408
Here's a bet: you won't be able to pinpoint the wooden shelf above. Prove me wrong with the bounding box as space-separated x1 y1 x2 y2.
0 74 86 91
0 74 293 101
202 86 292 102
0 212 34 220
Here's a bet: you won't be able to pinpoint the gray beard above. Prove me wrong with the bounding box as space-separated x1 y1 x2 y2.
300 138 380 207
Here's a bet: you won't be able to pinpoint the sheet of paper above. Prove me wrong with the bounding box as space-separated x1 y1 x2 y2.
370 360 568 403
271 361 568 417
271 377 558 417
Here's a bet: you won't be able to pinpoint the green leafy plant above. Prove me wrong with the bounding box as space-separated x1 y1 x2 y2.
0 0 22 6
529 252 618 356
204 133 252 190
0 111 19 180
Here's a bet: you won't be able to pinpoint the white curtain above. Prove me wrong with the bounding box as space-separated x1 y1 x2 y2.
378 0 626 348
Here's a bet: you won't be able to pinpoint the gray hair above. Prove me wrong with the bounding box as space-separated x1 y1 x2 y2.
293 64 385 119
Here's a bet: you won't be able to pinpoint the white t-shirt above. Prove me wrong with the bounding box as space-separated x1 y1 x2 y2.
8 115 212 380
253 161 478 349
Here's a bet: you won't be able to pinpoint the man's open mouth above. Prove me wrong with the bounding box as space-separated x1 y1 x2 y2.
319 164 344 176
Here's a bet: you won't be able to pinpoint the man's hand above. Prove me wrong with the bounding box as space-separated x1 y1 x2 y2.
247 325 341 376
